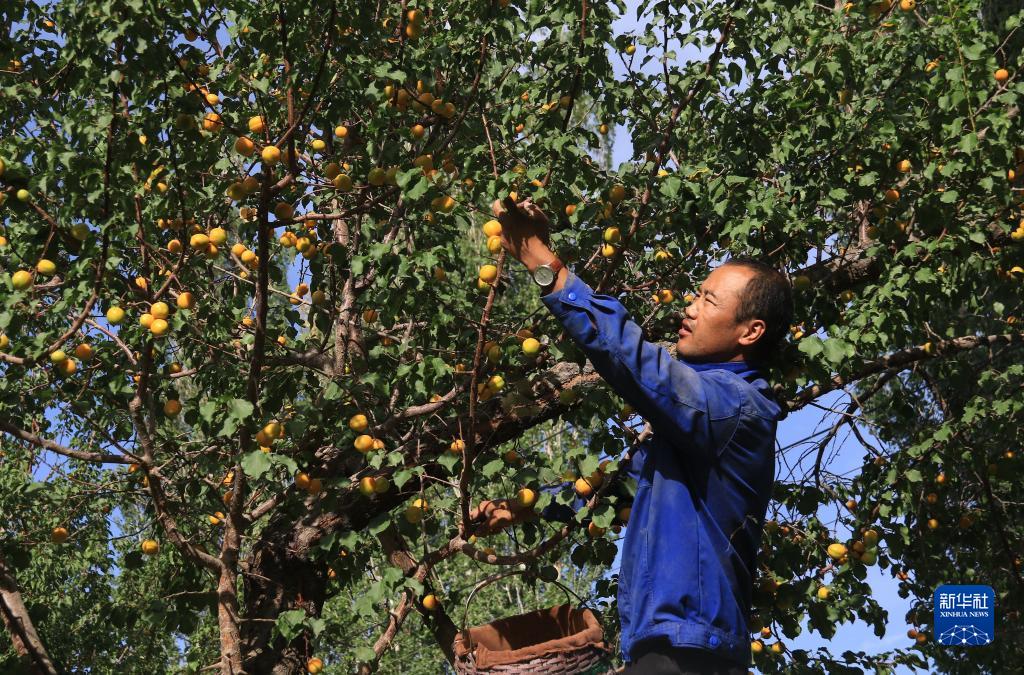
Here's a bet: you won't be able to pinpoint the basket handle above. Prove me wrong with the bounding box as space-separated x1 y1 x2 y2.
459 567 587 653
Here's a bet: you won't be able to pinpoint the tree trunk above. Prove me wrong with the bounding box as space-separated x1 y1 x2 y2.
240 517 329 674
218 563 246 674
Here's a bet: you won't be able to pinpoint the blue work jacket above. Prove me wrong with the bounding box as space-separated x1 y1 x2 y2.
539 271 781 668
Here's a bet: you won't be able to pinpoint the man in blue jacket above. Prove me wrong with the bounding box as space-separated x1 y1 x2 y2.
470 197 793 674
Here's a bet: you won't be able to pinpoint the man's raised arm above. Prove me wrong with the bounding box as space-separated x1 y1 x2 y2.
492 198 741 465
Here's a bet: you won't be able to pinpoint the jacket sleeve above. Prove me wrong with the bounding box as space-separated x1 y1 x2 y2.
540 271 740 464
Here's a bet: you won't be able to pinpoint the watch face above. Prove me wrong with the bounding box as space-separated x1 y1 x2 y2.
534 266 555 286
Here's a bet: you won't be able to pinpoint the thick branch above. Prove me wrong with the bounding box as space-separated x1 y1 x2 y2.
0 554 58 675
0 419 128 464
362 526 458 672
786 332 1024 413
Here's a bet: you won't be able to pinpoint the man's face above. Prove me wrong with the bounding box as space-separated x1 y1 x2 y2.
676 265 762 363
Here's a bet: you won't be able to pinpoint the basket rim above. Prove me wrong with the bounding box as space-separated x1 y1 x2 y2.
453 603 608 670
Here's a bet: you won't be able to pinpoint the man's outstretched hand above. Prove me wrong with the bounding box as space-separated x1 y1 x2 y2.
468 496 539 537
490 196 554 272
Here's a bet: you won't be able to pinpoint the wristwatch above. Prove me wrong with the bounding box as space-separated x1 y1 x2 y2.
531 257 565 289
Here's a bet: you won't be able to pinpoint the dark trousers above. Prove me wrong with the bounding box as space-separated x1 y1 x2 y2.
622 641 748 675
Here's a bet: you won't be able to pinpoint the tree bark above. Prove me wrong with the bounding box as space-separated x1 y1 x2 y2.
0 555 58 675
218 561 245 674
377 527 459 665
240 515 329 674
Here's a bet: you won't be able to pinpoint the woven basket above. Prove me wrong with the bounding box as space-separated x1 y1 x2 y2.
453 603 614 675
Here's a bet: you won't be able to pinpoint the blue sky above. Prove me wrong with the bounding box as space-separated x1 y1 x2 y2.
770 393 921 671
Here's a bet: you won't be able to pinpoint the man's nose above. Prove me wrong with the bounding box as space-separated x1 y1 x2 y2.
671 310 696 323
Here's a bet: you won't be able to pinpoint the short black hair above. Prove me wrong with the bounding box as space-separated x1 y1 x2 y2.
720 256 794 368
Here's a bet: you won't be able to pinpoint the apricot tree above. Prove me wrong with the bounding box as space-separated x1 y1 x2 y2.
1 0 1022 673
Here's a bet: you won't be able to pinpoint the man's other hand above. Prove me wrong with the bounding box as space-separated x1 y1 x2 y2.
490 197 553 271
468 496 539 537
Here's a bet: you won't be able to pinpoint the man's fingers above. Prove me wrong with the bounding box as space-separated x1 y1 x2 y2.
492 196 548 230
489 508 514 529
524 203 549 225
469 501 526 536
515 198 549 225
470 499 495 521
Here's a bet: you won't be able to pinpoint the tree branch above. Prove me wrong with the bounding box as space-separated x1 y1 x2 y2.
787 332 1024 413
0 419 129 464
361 526 458 672
0 554 58 675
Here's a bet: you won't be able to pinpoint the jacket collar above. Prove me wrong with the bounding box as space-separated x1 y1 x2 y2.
679 357 764 384
679 357 781 417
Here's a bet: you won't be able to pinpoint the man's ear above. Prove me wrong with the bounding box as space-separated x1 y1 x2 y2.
738 319 766 347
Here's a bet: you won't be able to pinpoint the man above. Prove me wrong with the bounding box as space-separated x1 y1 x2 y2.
470 197 793 674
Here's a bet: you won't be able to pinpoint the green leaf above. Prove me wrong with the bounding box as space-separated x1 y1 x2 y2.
591 504 614 528
404 578 424 597
393 468 413 489
857 172 879 187
798 336 824 358
961 42 986 61
727 61 742 85
199 401 219 424
241 451 272 479
218 416 240 438
275 609 307 641
227 399 254 420
405 176 430 200
822 339 851 365
367 512 392 536
658 175 681 198
481 458 505 478
270 453 299 475
437 453 460 473
354 646 376 663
